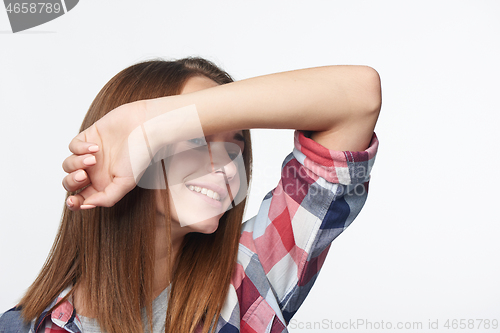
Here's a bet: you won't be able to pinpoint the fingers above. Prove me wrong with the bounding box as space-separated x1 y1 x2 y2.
66 185 98 211
62 169 91 193
63 136 100 203
62 152 97 193
62 153 97 174
66 194 93 211
65 178 135 211
64 135 102 210
83 179 136 208
68 135 99 155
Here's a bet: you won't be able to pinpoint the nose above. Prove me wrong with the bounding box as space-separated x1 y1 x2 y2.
207 142 240 181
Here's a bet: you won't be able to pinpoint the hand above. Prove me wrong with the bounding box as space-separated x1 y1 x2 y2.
62 101 147 210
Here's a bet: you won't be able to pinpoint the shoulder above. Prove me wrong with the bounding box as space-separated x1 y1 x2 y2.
0 307 32 333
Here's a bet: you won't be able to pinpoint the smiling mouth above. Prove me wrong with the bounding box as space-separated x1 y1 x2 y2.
187 185 221 201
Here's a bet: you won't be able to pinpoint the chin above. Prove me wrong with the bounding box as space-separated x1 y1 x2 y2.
186 218 220 234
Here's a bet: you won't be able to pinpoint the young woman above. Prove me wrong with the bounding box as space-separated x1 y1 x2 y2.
0 58 380 333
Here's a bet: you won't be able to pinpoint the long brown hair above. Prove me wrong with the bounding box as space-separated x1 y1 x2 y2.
19 58 252 333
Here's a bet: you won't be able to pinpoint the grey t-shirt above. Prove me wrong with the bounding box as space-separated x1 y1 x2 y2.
78 287 169 333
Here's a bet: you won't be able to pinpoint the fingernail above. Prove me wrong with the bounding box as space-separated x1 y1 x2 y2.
81 204 96 209
74 170 87 182
88 145 99 152
83 156 96 165
66 197 74 208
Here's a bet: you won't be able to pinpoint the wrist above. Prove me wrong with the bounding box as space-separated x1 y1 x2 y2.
142 103 205 157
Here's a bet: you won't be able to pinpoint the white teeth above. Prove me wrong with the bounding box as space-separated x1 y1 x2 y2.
187 185 221 201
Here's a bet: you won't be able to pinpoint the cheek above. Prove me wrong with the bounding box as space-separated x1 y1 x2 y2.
229 174 241 198
167 151 208 183
230 161 248 204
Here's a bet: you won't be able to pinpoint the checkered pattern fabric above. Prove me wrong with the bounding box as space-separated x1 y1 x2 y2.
0 131 378 333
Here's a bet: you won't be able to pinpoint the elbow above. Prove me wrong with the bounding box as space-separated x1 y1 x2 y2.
360 66 382 116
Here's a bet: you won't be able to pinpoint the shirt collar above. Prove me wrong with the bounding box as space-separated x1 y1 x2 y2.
32 286 83 333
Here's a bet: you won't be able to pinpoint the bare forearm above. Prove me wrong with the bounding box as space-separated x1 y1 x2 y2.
146 65 381 151
61 65 381 209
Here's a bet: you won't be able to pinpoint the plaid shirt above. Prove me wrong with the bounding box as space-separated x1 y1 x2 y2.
0 131 378 333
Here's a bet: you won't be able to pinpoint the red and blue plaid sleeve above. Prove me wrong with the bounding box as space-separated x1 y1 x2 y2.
237 131 378 330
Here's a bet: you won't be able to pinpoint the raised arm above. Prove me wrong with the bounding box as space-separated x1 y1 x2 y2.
62 65 381 209
148 65 380 151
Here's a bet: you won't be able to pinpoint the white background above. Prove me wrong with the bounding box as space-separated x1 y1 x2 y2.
1 1 499 332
